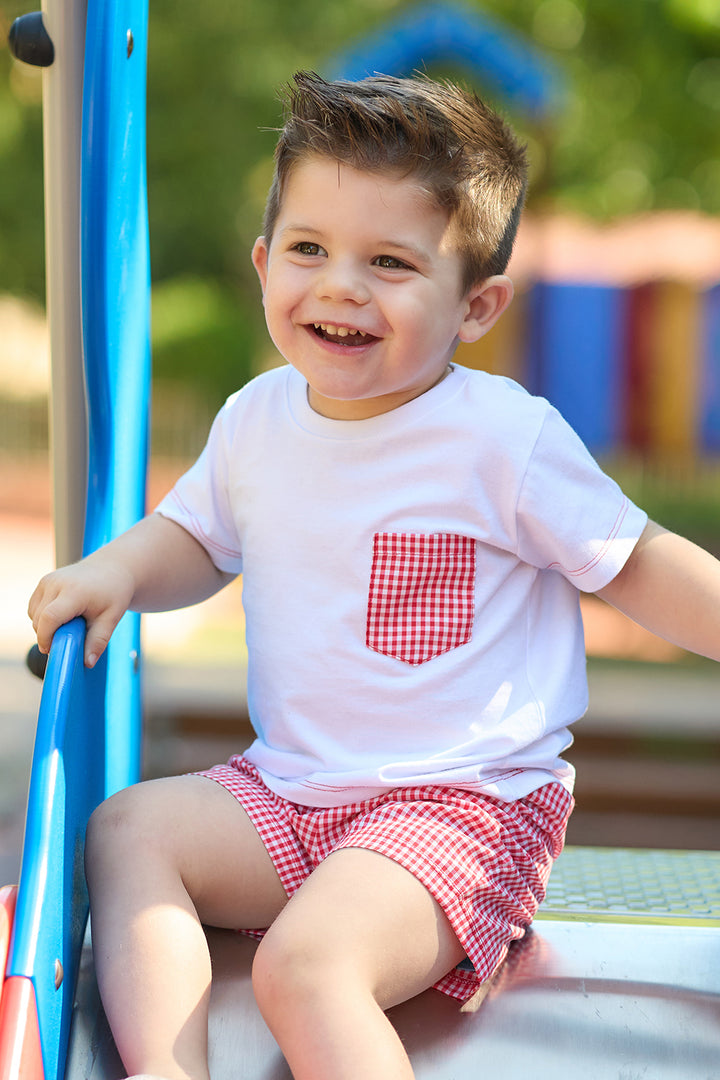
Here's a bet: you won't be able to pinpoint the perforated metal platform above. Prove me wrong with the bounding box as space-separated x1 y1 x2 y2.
542 846 720 924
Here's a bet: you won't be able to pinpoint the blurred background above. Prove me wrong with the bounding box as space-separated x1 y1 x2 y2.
1 0 719 884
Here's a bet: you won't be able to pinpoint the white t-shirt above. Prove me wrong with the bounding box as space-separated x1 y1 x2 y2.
157 363 647 807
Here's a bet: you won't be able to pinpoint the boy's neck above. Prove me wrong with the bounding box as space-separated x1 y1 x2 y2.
307 364 454 421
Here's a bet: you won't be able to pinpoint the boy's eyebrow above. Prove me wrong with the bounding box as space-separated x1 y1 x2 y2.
280 223 323 235
375 238 434 265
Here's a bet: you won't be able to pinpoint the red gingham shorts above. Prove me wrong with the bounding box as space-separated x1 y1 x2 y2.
196 756 574 1001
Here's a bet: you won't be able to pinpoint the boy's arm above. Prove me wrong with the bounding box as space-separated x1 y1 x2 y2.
596 520 720 663
29 513 233 668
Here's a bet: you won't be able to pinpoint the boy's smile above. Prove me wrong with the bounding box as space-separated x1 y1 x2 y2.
252 157 512 420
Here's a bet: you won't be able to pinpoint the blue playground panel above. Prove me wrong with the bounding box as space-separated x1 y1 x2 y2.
701 284 720 453
527 283 626 454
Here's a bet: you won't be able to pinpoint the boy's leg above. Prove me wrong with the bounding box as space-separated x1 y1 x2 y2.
252 846 467 1080
85 774 289 1080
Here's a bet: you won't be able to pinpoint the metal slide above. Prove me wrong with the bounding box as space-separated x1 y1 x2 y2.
2 3 720 1078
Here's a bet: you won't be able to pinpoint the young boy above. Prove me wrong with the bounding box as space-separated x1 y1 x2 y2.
29 72 720 1080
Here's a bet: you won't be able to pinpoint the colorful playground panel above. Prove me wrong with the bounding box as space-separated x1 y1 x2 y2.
458 280 720 457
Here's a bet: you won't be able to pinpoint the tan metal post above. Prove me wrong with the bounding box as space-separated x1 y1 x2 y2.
40 0 88 567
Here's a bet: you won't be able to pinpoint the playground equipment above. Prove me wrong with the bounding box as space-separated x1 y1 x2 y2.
2 3 719 1078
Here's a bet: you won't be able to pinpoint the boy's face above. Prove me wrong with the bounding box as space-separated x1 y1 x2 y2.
252 156 502 420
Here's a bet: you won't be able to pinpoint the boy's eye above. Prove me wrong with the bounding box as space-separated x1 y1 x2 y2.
293 241 324 256
374 255 411 270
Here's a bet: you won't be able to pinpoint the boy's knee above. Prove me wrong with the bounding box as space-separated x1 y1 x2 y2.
85 784 154 869
252 923 336 1011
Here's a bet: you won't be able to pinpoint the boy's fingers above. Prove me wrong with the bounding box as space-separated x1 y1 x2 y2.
28 559 134 667
32 590 121 665
28 577 56 632
83 613 120 667
33 597 72 654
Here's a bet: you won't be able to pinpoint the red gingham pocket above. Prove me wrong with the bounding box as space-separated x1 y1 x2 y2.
366 532 476 665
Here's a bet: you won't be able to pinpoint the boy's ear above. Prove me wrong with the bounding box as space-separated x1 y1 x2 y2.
251 236 269 295
457 275 514 344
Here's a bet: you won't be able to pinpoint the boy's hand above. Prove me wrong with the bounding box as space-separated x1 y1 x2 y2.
28 555 135 668
27 513 233 669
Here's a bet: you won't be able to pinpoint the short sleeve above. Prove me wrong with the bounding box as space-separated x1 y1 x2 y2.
516 404 647 593
155 401 243 575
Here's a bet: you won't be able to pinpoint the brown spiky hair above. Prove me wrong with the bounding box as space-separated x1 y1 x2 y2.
262 71 528 293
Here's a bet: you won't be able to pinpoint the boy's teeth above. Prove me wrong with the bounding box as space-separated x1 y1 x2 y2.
314 323 359 337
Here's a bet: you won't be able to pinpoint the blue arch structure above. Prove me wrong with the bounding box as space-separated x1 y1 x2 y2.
327 1 563 119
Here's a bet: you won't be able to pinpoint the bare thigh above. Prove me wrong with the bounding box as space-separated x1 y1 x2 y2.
256 847 466 1010
86 774 289 928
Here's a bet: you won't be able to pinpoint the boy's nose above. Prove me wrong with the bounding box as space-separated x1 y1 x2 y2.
315 259 371 304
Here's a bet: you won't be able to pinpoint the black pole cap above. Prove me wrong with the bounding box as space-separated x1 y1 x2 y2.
26 643 48 680
8 12 54 67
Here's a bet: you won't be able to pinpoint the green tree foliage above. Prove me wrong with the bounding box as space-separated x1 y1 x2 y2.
489 0 720 218
0 2 45 300
143 0 404 401
2 0 720 400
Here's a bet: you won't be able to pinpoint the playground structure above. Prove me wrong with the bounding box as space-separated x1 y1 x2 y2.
1 2 720 1078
